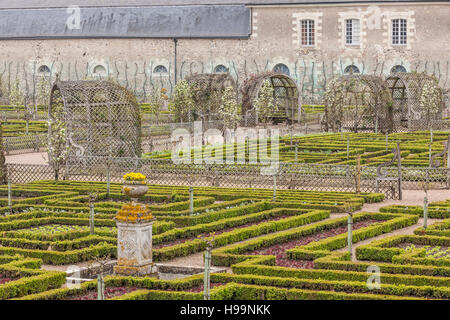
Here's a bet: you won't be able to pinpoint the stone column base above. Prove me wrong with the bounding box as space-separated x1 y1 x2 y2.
114 263 158 277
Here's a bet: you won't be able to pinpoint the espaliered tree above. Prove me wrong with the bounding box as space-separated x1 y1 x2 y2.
218 86 241 135
253 79 279 126
47 93 71 181
169 80 196 122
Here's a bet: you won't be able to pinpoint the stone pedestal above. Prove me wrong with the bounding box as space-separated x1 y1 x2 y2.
114 220 157 276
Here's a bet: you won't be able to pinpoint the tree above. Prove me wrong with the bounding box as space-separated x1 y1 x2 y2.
419 78 443 127
253 80 279 125
218 86 241 133
9 80 24 109
47 94 70 181
148 87 168 124
36 75 51 108
169 80 195 122
47 119 71 181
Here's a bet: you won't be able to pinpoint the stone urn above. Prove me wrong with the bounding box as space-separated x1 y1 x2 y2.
114 175 156 277
122 180 148 200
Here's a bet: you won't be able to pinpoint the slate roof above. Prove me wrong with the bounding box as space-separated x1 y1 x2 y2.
1 0 448 9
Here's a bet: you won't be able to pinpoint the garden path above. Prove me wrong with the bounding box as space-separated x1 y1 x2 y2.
5 151 48 164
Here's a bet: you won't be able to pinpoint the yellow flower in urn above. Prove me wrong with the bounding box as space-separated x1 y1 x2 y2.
122 172 148 198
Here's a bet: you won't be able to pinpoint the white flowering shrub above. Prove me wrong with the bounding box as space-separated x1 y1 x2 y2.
47 119 71 180
36 76 51 106
419 79 443 123
9 80 24 108
253 80 279 125
169 80 195 122
218 86 241 130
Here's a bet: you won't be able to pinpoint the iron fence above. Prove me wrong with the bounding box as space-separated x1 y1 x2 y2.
5 157 450 199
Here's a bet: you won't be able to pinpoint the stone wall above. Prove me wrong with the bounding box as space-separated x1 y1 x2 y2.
0 2 448 105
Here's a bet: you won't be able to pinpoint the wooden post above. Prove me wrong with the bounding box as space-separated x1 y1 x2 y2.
356 155 361 194
246 136 249 162
290 126 293 146
7 176 12 215
347 213 353 260
375 116 378 134
385 133 388 152
447 146 450 189
272 174 277 201
429 143 432 168
89 203 94 235
97 274 104 300
423 191 428 229
397 142 402 200
106 165 111 197
203 247 211 300
189 186 194 215
430 127 433 144
347 135 350 160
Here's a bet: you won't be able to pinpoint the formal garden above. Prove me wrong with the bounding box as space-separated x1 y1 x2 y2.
0 69 448 301
0 180 448 300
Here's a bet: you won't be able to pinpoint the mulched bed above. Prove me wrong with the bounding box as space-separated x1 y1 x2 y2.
66 286 138 300
248 219 378 269
153 215 291 250
0 274 18 285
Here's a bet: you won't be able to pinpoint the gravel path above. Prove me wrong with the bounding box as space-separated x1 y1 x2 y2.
6 152 48 165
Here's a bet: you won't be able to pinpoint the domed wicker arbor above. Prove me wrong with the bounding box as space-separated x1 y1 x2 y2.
323 75 394 133
386 73 444 130
240 72 300 125
184 73 237 121
49 80 141 158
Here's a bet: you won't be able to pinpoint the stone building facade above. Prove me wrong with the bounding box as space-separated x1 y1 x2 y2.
0 0 449 105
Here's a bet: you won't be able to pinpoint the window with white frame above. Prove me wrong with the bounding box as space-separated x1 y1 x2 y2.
345 19 360 45
392 19 407 45
301 19 315 46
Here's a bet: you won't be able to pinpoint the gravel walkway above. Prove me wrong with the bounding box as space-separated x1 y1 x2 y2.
6 152 48 165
